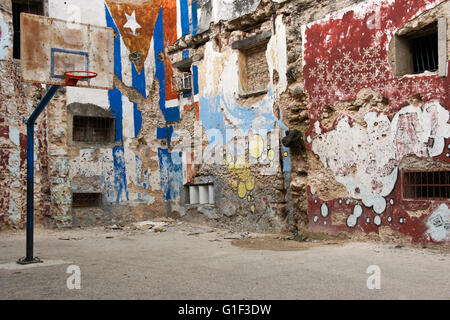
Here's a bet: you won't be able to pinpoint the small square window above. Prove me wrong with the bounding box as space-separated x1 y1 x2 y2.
392 18 447 77
242 44 270 93
232 31 272 97
410 31 438 74
403 171 450 199
72 193 102 208
72 115 115 143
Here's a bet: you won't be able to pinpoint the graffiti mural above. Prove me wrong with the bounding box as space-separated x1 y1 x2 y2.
303 0 450 242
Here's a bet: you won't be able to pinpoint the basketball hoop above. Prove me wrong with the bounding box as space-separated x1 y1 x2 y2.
64 71 98 86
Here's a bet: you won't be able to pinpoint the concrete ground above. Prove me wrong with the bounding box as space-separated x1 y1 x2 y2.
0 221 449 300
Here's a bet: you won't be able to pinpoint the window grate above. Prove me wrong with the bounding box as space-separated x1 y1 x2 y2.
72 193 102 208
403 171 450 199
73 116 114 143
410 32 439 74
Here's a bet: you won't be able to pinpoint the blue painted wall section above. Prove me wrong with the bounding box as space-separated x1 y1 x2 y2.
191 0 198 36
158 148 183 201
192 65 199 96
153 7 182 201
131 63 144 138
179 0 190 36
106 5 129 203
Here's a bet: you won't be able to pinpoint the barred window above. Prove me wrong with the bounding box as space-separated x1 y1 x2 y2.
72 193 102 208
403 171 450 199
72 116 115 143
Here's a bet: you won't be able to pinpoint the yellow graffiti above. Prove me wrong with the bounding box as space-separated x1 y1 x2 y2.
228 154 255 202
238 181 247 198
249 134 264 159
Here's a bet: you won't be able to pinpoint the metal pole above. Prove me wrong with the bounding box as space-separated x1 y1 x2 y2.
25 122 35 261
18 85 60 264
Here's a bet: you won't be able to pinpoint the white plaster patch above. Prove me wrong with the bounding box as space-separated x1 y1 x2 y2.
311 101 450 215
426 204 450 242
266 14 287 97
9 126 20 146
0 12 10 59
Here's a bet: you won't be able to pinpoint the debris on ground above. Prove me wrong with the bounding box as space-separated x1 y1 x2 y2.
240 232 252 239
105 224 124 230
152 217 176 223
187 232 200 236
132 221 168 231
58 237 83 241
153 226 166 233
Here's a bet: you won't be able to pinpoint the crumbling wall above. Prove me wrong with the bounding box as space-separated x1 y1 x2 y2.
0 1 51 230
302 0 450 243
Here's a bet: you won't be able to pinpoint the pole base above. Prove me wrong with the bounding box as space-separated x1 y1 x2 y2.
16 257 43 265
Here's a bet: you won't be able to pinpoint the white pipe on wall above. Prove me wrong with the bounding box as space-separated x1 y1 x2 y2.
189 186 199 204
208 184 215 204
199 185 209 204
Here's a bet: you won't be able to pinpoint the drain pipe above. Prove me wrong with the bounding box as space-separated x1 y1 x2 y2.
18 85 61 265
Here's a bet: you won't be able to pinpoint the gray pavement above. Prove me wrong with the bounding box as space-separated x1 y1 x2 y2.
0 223 449 300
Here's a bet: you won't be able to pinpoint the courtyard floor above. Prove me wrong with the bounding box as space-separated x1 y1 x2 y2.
0 221 449 300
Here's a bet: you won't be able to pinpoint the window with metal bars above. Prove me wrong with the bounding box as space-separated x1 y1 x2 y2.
403 171 450 199
12 0 43 59
73 116 114 143
72 193 102 208
410 32 439 74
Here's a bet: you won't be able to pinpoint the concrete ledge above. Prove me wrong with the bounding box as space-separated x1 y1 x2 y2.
173 54 204 70
0 260 72 270
239 89 268 99
231 31 272 50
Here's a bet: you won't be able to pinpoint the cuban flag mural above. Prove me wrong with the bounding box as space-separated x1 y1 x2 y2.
103 0 199 203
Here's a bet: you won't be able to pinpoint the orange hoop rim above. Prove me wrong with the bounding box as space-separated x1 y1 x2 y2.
64 70 98 86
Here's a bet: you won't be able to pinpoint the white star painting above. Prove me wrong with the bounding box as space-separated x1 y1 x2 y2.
124 11 141 36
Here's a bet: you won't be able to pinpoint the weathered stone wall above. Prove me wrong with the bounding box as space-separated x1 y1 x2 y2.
302 0 450 243
1 0 449 244
0 0 51 229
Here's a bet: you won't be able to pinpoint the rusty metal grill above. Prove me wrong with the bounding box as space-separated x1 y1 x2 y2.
411 32 439 74
72 193 102 208
73 116 114 143
403 171 450 199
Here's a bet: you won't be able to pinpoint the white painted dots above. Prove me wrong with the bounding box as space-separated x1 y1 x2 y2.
389 199 394 205
399 217 405 224
353 205 363 218
346 204 363 228
388 216 392 223
374 215 381 226
320 203 329 218
347 215 358 228
313 215 319 223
